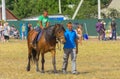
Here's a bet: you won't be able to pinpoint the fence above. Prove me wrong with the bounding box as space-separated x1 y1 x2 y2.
7 18 120 36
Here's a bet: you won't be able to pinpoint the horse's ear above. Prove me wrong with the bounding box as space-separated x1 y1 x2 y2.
55 24 61 26
54 24 60 29
61 24 63 27
62 26 65 32
54 24 58 27
54 23 64 29
53 24 58 32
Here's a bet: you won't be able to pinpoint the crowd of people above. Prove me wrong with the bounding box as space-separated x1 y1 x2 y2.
0 21 35 42
0 22 19 42
96 19 117 41
0 18 117 43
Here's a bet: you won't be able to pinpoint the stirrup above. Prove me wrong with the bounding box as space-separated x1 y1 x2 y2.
30 42 37 49
33 44 37 49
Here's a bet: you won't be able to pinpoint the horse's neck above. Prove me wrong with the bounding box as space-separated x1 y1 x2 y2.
44 27 56 42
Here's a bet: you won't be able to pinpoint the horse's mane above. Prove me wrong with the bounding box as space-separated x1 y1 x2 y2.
44 24 65 42
44 25 56 42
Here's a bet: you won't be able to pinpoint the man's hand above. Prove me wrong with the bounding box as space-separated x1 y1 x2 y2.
40 26 43 29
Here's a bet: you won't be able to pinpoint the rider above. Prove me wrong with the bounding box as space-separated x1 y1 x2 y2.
32 10 50 48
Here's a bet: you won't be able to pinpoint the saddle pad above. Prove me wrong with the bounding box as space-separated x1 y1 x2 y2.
37 30 43 41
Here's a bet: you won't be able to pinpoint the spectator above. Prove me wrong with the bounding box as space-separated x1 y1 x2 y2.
21 23 26 40
96 19 105 40
0 22 5 42
10 25 15 37
13 28 19 39
0 22 2 40
101 20 106 40
111 19 117 40
3 22 10 42
96 19 102 40
28 23 33 32
76 24 83 45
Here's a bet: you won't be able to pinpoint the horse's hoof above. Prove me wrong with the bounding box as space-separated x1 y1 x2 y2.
26 67 30 71
54 71 57 73
36 69 40 72
41 70 45 73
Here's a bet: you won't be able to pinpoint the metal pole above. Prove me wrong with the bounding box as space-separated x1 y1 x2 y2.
84 23 88 35
59 0 62 14
72 0 84 20
2 0 6 21
98 0 101 19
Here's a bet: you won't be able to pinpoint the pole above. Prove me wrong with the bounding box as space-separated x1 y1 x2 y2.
72 0 84 20
2 0 6 21
98 0 101 19
84 23 88 35
59 0 62 14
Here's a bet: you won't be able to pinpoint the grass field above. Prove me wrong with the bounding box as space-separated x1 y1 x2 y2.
0 39 120 79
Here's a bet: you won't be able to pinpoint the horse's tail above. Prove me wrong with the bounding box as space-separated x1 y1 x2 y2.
31 48 37 63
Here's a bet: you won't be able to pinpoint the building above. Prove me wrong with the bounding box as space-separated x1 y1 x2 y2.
22 14 70 21
0 5 18 21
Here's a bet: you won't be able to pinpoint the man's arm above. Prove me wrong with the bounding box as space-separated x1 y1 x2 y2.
38 15 44 29
39 21 43 29
46 22 50 28
75 39 78 54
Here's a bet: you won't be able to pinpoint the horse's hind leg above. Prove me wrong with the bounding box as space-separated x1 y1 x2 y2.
27 49 32 71
36 50 40 72
41 53 45 73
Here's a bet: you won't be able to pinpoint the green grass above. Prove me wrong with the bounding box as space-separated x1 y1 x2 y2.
0 39 120 79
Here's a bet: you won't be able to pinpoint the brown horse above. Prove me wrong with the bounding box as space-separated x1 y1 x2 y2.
26 24 65 73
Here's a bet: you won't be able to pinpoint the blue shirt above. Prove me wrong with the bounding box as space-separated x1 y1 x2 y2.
64 29 78 49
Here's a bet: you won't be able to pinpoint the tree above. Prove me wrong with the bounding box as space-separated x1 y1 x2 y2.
4 0 111 19
108 8 120 18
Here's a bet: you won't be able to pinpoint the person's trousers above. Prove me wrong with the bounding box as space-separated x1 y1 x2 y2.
62 48 77 73
111 29 116 40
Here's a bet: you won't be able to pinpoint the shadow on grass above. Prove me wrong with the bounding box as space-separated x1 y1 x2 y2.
44 70 91 75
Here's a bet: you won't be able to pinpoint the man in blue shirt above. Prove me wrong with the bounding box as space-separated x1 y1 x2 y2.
62 22 78 74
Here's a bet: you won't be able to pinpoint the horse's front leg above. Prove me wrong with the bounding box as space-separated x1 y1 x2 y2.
51 50 57 73
41 53 45 73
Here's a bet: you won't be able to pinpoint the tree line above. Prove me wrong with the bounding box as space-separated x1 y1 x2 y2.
0 0 111 19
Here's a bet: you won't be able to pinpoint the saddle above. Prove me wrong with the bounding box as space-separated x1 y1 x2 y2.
33 30 43 45
36 30 43 41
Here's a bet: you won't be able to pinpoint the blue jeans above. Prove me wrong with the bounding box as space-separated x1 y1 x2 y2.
35 27 41 32
111 29 116 40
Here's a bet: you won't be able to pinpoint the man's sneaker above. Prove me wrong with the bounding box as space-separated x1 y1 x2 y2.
62 70 67 74
72 71 79 74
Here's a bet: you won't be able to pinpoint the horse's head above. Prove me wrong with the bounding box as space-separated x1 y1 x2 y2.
54 24 66 43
